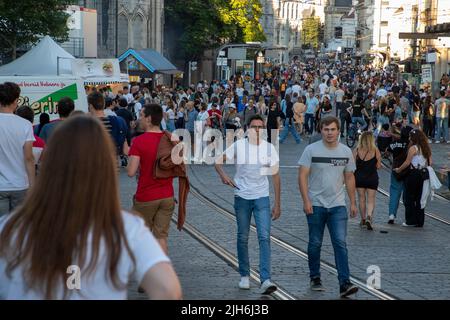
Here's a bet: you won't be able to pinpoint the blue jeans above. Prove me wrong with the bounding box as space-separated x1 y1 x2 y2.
234 196 271 283
279 118 301 143
388 172 405 217
306 206 350 286
435 117 449 141
305 113 315 134
352 116 367 131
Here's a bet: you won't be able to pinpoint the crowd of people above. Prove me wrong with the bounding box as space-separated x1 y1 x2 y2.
0 53 446 299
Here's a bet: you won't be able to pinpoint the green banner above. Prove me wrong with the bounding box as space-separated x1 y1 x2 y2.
31 83 79 116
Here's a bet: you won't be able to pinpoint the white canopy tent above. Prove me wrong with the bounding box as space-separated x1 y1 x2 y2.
0 36 74 76
0 36 128 84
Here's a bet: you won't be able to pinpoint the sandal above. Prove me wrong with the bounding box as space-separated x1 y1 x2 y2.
366 216 373 231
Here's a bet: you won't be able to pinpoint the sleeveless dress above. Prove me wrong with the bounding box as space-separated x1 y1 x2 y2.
354 149 379 190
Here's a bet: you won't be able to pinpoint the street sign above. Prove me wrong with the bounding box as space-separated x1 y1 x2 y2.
190 61 197 71
257 56 265 63
421 64 432 84
216 57 227 66
219 51 226 57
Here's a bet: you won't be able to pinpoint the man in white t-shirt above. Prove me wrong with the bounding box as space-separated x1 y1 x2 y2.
0 82 35 217
318 79 328 97
292 81 301 96
123 86 134 104
215 114 281 295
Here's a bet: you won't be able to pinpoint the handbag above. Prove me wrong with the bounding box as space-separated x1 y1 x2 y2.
393 166 410 181
418 167 430 181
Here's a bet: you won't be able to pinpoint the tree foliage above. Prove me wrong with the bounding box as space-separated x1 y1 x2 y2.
0 0 73 59
165 0 266 60
302 17 321 50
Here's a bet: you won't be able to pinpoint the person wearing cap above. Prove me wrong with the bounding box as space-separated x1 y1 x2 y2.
223 103 240 131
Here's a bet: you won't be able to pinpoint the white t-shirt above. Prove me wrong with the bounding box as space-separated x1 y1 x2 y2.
166 109 176 120
335 89 345 103
125 93 134 104
224 138 279 200
161 105 168 130
292 84 301 95
0 211 170 299
134 102 142 119
319 83 328 95
0 114 35 191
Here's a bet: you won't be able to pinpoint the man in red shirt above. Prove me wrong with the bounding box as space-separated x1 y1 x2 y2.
207 103 222 129
127 104 174 254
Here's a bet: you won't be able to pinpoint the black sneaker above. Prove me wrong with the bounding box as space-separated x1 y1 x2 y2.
310 277 325 291
340 282 358 298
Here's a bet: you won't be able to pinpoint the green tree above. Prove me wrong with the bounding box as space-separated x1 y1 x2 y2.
302 17 321 49
0 0 73 59
165 0 266 60
216 0 266 43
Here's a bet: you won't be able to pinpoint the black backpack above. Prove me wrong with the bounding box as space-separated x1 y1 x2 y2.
127 102 137 121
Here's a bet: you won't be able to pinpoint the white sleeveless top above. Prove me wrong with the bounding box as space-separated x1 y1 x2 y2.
411 145 427 168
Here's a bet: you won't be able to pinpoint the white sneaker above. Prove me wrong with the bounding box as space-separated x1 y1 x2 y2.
435 140 440 144
428 139 432 144
260 279 277 295
402 222 416 227
447 141 450 144
238 277 250 290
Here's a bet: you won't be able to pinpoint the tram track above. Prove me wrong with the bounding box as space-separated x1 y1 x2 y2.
378 163 450 226
173 217 297 300
278 164 450 226
188 183 398 301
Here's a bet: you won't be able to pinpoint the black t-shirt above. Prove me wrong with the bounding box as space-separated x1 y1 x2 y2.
321 102 332 113
116 108 134 129
356 88 365 99
286 101 294 118
392 85 400 94
267 109 281 128
352 103 363 117
388 139 409 168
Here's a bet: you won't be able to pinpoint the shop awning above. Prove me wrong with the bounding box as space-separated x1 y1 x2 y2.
118 48 181 75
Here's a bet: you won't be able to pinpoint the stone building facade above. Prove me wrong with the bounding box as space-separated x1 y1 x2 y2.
79 0 164 58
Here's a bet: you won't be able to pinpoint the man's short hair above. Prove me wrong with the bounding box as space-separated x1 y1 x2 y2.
118 98 128 108
15 105 34 123
0 82 21 106
142 104 163 126
88 92 105 111
58 97 75 117
320 116 340 130
248 114 265 127
105 97 113 108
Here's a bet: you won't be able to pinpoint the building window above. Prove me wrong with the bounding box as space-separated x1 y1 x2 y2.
335 27 343 39
335 0 352 7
